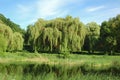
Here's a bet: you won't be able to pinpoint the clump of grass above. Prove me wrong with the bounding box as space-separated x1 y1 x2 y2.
58 52 70 59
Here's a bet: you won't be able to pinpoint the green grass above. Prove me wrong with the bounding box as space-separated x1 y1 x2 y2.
0 72 119 80
0 52 120 69
0 52 120 80
0 63 120 80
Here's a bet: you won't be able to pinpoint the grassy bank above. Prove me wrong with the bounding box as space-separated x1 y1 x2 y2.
0 52 120 64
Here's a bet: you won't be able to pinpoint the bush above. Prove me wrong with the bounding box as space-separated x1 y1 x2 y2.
58 52 70 59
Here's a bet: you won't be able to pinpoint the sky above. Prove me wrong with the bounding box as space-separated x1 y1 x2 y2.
0 0 120 29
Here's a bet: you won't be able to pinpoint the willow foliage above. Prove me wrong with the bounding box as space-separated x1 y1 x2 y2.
0 21 24 52
10 32 24 51
0 22 13 51
27 16 87 52
26 19 45 52
0 34 7 52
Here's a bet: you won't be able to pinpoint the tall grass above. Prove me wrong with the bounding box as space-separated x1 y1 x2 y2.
0 52 120 80
0 62 120 80
0 73 119 80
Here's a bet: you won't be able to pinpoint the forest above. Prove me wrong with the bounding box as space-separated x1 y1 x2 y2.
0 13 120 54
0 13 120 80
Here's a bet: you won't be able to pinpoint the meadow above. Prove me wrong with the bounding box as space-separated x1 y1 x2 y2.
0 52 120 80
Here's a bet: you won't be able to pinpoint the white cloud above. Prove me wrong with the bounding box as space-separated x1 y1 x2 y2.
16 0 81 19
36 0 62 18
35 0 79 19
16 0 79 29
86 6 105 12
82 7 120 25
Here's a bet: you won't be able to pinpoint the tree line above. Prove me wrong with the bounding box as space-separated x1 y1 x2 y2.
0 13 120 54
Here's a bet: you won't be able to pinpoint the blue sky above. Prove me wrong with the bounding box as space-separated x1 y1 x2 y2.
0 0 120 29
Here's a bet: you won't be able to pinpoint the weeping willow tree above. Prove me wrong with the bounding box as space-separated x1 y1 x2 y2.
26 16 86 53
52 16 86 52
0 21 13 51
25 19 46 52
0 34 7 52
26 24 36 51
0 20 24 52
63 17 86 52
9 32 24 51
36 27 62 52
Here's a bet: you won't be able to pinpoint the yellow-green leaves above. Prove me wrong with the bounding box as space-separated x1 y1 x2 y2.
0 21 24 52
26 16 86 52
0 34 7 52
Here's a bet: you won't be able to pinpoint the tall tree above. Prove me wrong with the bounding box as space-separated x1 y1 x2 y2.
0 34 7 52
0 20 24 52
85 22 100 53
26 16 86 53
10 32 24 51
100 15 120 54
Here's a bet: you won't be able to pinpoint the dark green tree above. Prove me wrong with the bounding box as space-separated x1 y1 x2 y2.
85 22 100 53
100 15 120 54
